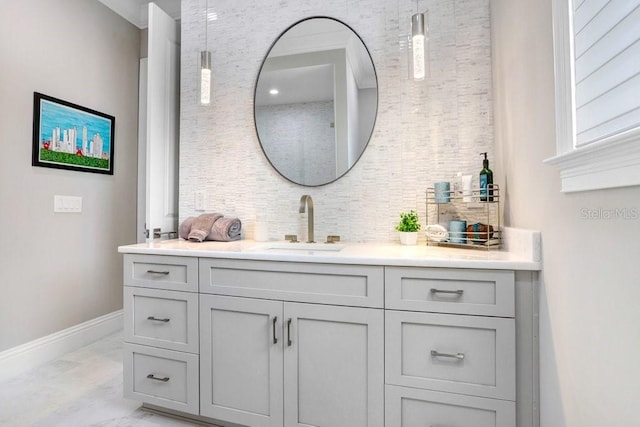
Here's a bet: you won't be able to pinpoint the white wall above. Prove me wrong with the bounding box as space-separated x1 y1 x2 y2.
180 0 494 242
491 0 640 425
0 0 140 351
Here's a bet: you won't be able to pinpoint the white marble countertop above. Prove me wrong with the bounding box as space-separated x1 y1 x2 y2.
118 228 541 270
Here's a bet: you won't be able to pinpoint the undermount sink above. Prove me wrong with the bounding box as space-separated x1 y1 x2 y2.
254 242 346 252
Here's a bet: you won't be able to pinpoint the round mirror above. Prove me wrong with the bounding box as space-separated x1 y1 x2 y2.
254 17 378 186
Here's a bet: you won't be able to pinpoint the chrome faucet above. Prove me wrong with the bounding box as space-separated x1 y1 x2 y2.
299 195 315 243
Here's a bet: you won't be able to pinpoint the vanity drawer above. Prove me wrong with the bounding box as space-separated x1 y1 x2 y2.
385 267 514 317
124 254 198 292
385 310 515 400
199 258 384 308
385 385 515 427
123 343 199 415
124 287 199 353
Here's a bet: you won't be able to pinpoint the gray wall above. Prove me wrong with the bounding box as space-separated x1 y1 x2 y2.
492 0 640 425
179 0 494 242
0 0 140 351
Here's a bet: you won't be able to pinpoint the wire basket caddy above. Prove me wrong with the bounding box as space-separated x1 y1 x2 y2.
425 184 502 250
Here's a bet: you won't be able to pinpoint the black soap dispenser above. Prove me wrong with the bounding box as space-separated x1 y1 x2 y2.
479 152 493 201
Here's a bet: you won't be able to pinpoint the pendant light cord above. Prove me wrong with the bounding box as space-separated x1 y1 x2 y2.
205 0 209 51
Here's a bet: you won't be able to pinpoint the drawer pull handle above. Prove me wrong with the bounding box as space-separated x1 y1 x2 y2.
147 270 170 275
147 316 170 323
146 374 170 382
430 288 464 296
287 318 292 347
273 316 278 344
431 350 465 361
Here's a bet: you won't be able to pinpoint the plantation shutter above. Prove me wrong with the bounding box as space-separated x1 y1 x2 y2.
573 0 640 147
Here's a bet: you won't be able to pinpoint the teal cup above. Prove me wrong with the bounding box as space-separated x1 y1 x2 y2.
449 220 467 243
434 182 451 203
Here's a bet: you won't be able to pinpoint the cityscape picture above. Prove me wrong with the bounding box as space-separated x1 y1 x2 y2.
32 92 115 175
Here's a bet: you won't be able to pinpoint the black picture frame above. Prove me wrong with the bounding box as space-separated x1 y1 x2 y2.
32 92 115 175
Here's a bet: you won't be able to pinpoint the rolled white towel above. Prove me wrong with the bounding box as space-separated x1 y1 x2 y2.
425 224 449 242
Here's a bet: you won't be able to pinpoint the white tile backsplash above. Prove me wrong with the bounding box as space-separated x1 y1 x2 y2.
180 0 493 243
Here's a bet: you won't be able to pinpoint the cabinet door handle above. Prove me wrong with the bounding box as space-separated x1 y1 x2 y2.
287 318 292 346
430 288 464 296
272 316 278 344
147 316 170 323
147 270 170 275
430 350 465 361
146 374 170 382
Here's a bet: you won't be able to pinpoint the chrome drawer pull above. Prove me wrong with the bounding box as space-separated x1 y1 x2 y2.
147 270 170 275
147 316 170 323
146 374 170 382
430 288 464 296
431 350 465 361
273 316 278 344
287 318 292 347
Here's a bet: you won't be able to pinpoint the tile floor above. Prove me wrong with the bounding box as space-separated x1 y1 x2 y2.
0 332 205 426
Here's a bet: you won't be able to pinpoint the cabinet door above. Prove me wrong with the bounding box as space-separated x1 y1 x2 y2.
200 295 283 427
283 303 384 427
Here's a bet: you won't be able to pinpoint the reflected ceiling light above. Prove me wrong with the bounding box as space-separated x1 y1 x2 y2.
269 89 279 95
200 0 212 105
410 6 429 81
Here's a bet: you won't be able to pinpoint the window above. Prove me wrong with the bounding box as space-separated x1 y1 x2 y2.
545 0 640 192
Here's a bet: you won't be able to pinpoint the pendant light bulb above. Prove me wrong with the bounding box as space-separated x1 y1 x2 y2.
200 51 212 106
411 13 426 81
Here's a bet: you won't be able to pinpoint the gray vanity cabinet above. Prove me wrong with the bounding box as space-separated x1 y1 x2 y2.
198 259 385 427
122 251 538 427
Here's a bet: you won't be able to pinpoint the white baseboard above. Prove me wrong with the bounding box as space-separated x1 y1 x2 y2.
0 310 123 382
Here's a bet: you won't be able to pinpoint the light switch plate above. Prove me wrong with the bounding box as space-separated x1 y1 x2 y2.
195 191 206 211
54 195 82 213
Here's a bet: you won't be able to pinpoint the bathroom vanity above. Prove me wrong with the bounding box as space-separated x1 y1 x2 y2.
119 234 540 427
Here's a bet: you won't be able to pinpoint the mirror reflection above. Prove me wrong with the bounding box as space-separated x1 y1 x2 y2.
254 17 378 186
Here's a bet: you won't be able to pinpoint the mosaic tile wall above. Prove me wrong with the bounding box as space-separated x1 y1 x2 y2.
180 0 494 243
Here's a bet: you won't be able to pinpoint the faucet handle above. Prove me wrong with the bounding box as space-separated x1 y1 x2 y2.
325 235 341 244
284 234 299 243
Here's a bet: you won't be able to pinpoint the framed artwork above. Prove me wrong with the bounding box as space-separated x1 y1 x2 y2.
32 92 115 175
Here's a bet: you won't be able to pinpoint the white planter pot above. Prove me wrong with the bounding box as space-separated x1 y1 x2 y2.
399 231 419 245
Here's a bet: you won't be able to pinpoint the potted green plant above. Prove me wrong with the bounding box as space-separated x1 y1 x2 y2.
395 210 421 245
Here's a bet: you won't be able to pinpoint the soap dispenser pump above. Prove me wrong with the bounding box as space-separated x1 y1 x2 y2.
479 152 493 201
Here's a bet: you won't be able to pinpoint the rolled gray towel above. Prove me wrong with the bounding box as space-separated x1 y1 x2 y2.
206 216 242 241
178 217 195 240
188 213 223 242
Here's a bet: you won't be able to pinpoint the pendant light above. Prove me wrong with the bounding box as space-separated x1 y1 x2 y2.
200 51 211 105
200 0 212 105
409 2 429 81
